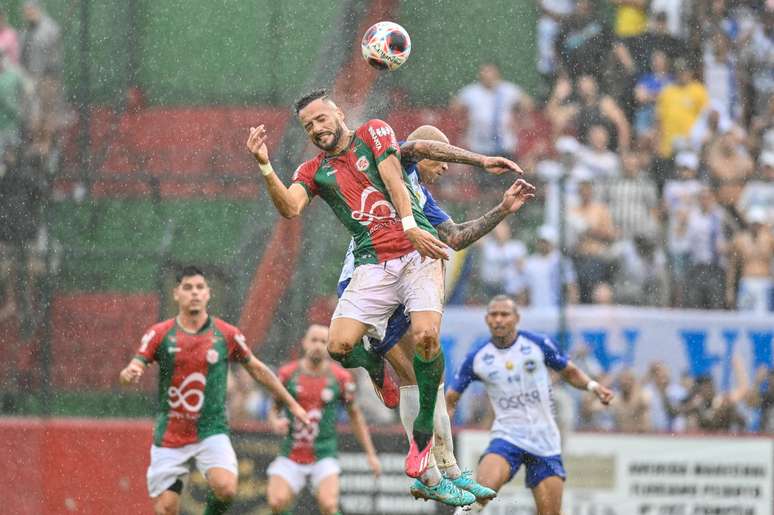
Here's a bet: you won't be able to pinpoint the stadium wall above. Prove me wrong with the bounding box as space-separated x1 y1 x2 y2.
12 1 540 105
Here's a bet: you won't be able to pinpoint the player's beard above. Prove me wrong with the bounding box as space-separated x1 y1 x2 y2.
313 123 343 152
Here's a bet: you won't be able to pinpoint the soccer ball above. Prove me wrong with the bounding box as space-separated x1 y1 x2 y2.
361 21 411 71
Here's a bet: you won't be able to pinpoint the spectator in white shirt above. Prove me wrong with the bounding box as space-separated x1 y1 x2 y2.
574 124 621 181
737 151 774 226
684 186 727 309
515 225 579 308
479 221 526 298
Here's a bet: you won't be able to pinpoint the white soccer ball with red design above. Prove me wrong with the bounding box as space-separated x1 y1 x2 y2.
361 21 411 71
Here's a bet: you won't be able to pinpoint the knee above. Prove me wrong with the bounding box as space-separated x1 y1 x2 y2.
327 333 355 356
268 491 293 513
153 500 178 515
210 479 237 502
411 326 439 356
317 494 339 515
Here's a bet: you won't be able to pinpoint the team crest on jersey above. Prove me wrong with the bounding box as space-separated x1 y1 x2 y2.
206 349 219 364
520 344 531 355
321 387 334 403
356 156 369 172
524 359 537 373
505 361 514 370
483 353 495 365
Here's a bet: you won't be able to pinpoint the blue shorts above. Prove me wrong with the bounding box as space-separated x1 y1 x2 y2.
337 278 411 357
482 438 566 489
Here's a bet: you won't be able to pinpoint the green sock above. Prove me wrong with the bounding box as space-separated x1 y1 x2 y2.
329 340 384 386
203 490 232 515
412 350 444 444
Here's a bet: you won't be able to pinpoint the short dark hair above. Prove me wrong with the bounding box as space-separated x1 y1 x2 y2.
294 89 330 115
176 265 205 284
488 294 518 313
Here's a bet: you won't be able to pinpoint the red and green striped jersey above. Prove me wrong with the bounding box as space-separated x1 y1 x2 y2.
292 119 437 266
134 317 252 448
277 360 356 464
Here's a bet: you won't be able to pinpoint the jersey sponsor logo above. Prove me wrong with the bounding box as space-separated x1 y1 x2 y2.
487 371 500 380
496 390 541 410
168 372 207 412
482 353 495 365
368 125 393 152
351 186 397 226
356 156 369 172
139 330 156 353
520 344 532 355
206 349 219 364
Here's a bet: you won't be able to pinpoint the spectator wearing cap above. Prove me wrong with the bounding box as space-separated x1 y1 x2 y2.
478 221 526 299
683 186 728 309
604 151 659 242
738 151 774 226
569 178 617 303
656 58 709 159
726 207 774 313
663 151 702 306
705 126 754 211
515 225 578 308
0 10 18 65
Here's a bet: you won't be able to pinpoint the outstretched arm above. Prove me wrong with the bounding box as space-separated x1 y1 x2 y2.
246 125 310 218
436 179 535 251
400 139 523 175
560 361 614 405
241 356 310 425
346 403 381 477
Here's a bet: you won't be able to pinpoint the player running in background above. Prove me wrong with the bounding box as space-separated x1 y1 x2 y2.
246 89 520 491
446 295 614 514
119 265 309 515
266 324 381 515
336 125 535 505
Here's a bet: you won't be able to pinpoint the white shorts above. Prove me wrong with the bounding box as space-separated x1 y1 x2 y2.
266 456 341 494
737 277 773 313
146 434 238 498
333 251 444 339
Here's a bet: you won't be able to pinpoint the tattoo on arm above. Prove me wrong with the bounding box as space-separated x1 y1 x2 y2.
436 204 508 251
400 140 485 166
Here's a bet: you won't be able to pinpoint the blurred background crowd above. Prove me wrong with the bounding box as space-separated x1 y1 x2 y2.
0 0 771 439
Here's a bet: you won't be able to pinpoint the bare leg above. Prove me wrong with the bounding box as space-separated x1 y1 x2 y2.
531 476 564 515
267 474 296 514
315 473 341 515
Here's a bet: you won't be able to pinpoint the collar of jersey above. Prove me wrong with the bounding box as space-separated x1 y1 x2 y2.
175 315 212 335
491 332 520 350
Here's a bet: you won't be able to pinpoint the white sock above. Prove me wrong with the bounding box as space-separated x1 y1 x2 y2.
399 385 420 444
432 383 460 476
402 385 442 485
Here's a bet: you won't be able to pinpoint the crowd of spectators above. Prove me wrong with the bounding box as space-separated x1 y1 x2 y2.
0 1 64 335
447 0 774 312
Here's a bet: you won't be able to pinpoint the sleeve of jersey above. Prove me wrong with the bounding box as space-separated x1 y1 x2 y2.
337 367 357 405
134 326 164 365
291 161 319 199
536 335 568 371
361 119 400 165
421 185 451 227
226 327 253 364
449 350 479 393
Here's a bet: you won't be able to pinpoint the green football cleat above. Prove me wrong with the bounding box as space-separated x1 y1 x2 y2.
410 478 476 507
450 470 497 501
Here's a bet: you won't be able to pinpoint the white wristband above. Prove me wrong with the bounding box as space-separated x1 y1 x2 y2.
586 380 599 393
401 215 417 232
258 161 274 177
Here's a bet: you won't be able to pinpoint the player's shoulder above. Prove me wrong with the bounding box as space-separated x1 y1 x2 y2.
292 153 326 181
278 360 300 378
466 338 493 361
146 318 175 339
212 317 239 336
329 362 354 382
519 330 561 352
357 118 395 138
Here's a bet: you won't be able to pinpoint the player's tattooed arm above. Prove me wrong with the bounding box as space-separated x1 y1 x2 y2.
400 140 523 175
435 207 508 251
435 179 536 251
